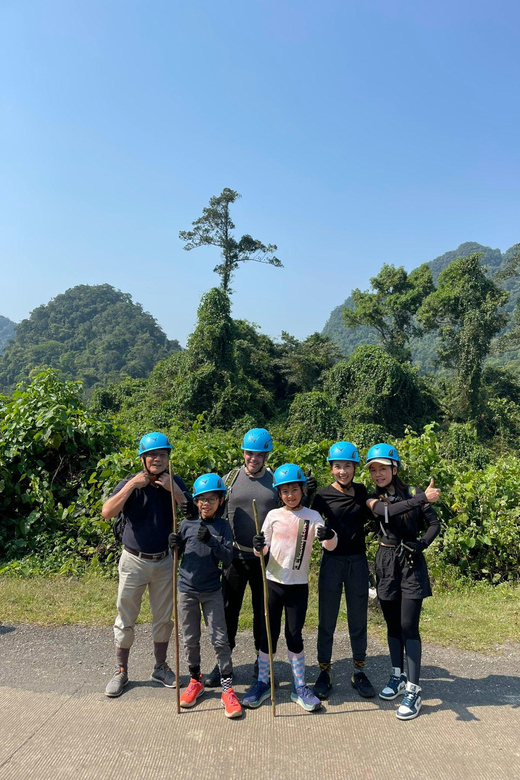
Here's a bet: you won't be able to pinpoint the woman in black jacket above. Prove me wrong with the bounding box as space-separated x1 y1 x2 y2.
366 443 440 721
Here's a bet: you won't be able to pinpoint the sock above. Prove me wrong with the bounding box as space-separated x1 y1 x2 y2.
288 650 305 688
353 659 365 673
189 664 201 680
154 642 168 666
221 676 233 692
258 651 270 684
319 662 331 672
115 647 130 671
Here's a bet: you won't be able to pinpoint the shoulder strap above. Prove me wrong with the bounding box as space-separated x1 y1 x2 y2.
224 467 241 493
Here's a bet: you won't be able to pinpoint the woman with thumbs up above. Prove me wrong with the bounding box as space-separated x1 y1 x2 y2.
365 443 440 721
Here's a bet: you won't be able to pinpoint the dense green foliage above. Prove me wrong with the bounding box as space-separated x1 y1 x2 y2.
0 315 16 353
0 285 180 394
94 288 341 436
2 372 519 584
179 188 282 293
0 371 124 572
343 263 434 361
417 254 508 421
323 242 520 373
2 241 520 585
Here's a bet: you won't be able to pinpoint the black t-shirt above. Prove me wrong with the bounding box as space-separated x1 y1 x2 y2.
311 482 369 556
111 472 188 554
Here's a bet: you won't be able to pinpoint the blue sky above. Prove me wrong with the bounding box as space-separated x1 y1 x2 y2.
1 0 519 346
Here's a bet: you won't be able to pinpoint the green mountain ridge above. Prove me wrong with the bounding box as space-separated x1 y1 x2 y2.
0 284 181 394
322 242 520 373
0 316 17 355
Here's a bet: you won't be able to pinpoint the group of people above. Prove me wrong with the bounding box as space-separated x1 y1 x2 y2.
102 427 440 721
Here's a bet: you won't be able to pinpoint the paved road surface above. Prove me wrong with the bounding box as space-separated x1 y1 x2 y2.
1 623 519 779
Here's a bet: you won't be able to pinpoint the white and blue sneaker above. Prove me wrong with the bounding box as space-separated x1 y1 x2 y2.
379 668 407 700
291 684 322 712
242 680 271 708
396 682 422 720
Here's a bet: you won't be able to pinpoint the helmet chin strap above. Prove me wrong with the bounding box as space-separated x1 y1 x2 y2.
141 456 166 482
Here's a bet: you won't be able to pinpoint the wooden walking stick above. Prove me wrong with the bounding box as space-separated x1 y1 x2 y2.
169 461 181 714
252 498 276 717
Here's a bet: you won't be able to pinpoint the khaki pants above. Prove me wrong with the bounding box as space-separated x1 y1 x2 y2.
114 548 174 649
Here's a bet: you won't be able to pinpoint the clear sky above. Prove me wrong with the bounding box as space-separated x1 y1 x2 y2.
1 0 519 346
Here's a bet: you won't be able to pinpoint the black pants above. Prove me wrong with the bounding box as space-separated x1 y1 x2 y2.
380 597 423 684
317 553 369 664
222 557 265 652
260 581 308 655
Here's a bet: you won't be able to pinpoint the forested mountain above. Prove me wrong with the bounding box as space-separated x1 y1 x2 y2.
0 316 16 354
0 284 181 393
322 242 520 372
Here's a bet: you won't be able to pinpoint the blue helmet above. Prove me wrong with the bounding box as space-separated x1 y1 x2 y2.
365 443 400 468
327 441 360 464
272 463 307 488
193 473 227 498
241 428 273 452
138 432 172 456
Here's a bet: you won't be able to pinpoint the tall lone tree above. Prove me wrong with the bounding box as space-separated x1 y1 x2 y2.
179 188 282 293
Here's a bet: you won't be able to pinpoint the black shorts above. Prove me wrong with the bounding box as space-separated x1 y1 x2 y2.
375 544 432 601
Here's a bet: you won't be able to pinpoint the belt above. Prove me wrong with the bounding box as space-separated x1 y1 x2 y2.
124 546 169 562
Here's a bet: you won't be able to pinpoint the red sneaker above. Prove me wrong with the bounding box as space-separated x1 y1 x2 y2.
221 687 243 719
180 675 204 708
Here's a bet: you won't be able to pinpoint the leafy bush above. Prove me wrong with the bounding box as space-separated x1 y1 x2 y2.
0 370 124 572
285 392 342 445
323 345 440 438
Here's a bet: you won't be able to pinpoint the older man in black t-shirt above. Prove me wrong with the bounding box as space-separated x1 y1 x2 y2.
311 441 375 700
102 432 188 698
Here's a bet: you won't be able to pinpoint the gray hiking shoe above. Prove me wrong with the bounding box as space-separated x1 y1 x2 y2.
151 662 176 688
105 666 129 697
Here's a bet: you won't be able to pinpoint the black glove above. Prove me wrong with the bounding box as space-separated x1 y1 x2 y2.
168 532 182 549
317 525 335 541
305 471 317 495
402 540 427 555
197 523 211 544
253 532 266 552
181 493 196 517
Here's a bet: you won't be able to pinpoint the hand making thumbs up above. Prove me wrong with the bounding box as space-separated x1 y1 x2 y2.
424 478 440 503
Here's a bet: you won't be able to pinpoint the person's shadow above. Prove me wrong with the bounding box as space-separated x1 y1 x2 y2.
418 664 520 720
0 624 16 636
303 656 520 720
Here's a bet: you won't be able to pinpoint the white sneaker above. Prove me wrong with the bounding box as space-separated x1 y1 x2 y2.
396 682 422 720
379 667 407 700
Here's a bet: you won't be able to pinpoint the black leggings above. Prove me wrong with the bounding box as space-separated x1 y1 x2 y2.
379 598 422 684
259 581 308 655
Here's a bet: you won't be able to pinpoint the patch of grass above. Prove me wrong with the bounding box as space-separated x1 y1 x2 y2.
0 576 151 626
1 575 518 652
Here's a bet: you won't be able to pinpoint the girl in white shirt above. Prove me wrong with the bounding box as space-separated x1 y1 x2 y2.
241 463 337 712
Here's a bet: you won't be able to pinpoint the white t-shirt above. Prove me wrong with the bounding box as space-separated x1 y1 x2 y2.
260 506 337 585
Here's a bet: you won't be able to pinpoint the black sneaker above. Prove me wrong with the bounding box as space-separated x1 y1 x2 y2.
351 671 375 698
313 669 332 700
205 663 220 688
